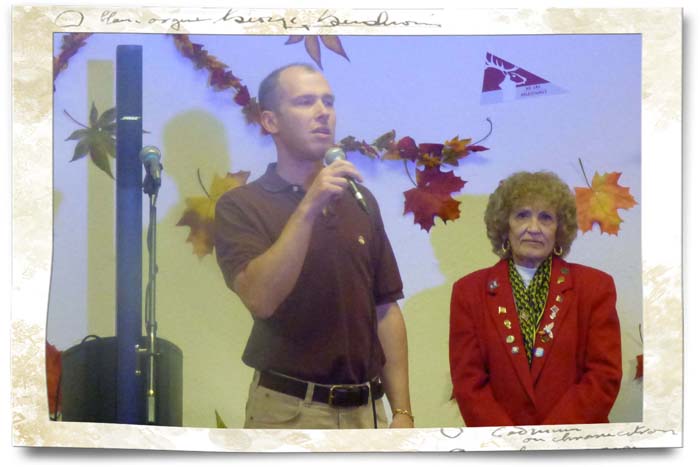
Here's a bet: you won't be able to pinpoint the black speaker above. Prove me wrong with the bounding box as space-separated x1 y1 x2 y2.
60 336 183 426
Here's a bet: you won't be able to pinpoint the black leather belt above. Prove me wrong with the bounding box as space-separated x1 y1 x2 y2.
258 371 383 408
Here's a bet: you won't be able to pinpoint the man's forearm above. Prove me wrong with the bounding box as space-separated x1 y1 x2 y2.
233 205 315 319
377 302 413 427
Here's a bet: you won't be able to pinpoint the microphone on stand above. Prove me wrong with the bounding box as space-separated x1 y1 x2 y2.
139 146 162 187
139 146 162 196
324 147 369 214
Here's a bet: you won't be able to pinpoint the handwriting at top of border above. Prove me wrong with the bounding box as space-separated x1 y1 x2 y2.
55 9 442 31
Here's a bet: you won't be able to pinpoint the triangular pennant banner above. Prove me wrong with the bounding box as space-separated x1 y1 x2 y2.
481 52 566 105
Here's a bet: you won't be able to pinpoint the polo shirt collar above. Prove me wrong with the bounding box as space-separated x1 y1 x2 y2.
258 163 304 193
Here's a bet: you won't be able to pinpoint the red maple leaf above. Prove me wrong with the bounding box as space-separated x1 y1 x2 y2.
403 167 466 231
635 354 643 380
46 341 62 416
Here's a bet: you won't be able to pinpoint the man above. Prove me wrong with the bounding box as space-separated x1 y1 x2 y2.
214 63 413 429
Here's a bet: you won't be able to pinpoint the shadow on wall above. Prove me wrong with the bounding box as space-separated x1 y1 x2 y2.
151 109 254 428
402 194 494 428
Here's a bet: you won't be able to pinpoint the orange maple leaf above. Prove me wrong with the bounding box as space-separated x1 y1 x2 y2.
575 172 637 235
177 171 250 257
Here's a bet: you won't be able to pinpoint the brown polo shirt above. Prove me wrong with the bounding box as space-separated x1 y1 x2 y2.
214 163 404 384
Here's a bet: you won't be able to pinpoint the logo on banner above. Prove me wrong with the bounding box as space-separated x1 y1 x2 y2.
481 52 565 104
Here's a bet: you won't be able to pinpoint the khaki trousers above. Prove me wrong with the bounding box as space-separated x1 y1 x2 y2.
243 371 388 429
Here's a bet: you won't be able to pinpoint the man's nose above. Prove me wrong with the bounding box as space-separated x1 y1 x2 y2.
314 100 332 118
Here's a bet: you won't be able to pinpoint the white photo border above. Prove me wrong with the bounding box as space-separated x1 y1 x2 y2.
11 6 682 452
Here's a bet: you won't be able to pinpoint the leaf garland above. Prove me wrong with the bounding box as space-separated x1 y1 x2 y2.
53 33 93 90
171 35 259 126
285 35 350 70
65 102 117 179
339 127 490 232
56 33 491 243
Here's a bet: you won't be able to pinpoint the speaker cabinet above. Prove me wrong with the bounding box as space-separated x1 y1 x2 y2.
60 336 182 426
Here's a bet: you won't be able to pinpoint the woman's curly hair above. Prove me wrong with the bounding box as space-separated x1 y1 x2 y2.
484 171 578 259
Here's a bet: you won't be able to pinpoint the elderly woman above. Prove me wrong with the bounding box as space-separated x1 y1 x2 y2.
449 171 622 427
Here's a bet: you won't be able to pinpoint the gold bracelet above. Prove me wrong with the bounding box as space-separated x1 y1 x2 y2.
392 408 414 422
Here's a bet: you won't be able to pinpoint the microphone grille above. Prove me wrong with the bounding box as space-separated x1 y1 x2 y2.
139 145 161 162
324 147 346 166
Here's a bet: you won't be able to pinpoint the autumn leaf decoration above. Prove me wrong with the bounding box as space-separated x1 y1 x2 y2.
172 35 258 126
340 126 490 232
285 35 350 70
177 170 250 258
574 159 638 235
46 341 62 419
214 409 228 428
635 324 643 380
53 33 93 89
65 103 117 179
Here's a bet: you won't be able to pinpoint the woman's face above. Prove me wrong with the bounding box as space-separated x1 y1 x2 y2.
507 202 558 268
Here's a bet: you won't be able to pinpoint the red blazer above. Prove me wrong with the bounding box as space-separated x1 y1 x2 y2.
449 256 622 427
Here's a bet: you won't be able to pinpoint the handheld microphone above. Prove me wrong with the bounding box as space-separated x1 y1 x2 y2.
139 146 162 187
324 147 369 214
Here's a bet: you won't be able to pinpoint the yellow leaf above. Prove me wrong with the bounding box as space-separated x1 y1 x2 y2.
177 170 250 257
444 135 471 155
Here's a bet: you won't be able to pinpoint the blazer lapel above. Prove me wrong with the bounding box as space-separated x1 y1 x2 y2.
530 256 575 383
486 260 536 404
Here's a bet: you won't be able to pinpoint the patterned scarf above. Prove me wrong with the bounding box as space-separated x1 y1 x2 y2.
508 256 552 364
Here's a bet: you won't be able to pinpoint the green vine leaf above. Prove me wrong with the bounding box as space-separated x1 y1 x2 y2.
214 409 228 429
65 102 117 179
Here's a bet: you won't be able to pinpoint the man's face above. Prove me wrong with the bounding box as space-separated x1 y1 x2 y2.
265 67 336 162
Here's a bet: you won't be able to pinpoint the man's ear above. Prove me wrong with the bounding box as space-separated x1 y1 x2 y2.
259 110 278 135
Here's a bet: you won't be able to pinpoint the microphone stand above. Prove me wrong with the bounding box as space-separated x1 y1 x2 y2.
141 171 161 424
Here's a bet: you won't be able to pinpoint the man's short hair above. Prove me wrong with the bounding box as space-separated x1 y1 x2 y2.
258 63 319 112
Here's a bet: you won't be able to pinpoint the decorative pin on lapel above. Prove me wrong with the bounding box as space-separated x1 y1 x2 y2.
511 346 520 354
561 267 569 275
542 322 554 340
488 280 499 293
498 306 507 315
534 347 545 358
503 319 512 329
549 305 559 320
506 335 515 344
555 295 563 303
557 276 565 284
